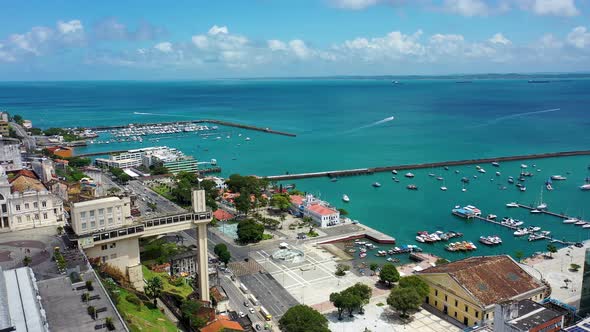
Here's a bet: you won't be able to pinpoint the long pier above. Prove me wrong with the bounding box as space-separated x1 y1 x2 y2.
76 149 129 157
264 150 590 180
86 119 297 137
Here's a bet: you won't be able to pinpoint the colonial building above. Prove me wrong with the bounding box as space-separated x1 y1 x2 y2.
0 167 64 232
290 194 340 228
416 255 548 327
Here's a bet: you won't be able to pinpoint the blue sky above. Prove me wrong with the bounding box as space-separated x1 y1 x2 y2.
0 0 589 79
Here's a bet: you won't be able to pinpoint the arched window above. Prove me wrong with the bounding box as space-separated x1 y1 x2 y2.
0 193 4 201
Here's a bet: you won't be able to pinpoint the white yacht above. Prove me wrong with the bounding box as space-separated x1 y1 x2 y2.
583 224 590 229
405 172 415 178
391 169 398 175
575 221 587 226
342 195 350 203
563 218 578 224
530 209 541 214
506 202 519 208
537 203 547 210
514 228 529 236
440 186 447 191
551 175 567 180
521 164 528 168
478 168 486 173
580 184 590 191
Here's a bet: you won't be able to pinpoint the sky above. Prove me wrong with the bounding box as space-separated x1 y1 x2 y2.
0 0 589 79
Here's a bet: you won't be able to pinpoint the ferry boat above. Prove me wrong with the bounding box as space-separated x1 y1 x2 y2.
405 172 415 178
563 218 578 224
492 161 500 167
407 184 418 190
342 195 350 203
372 182 382 188
479 236 502 246
551 175 567 180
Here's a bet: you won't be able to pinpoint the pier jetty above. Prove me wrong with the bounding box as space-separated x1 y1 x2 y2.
263 149 590 180
85 119 297 137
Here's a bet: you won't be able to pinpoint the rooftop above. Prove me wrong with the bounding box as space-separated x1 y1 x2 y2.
307 203 338 216
418 255 545 306
504 299 563 330
0 267 49 332
200 315 244 332
72 196 124 207
9 174 47 193
213 209 235 221
290 194 304 205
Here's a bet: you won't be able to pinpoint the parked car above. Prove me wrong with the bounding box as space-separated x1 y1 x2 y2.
249 308 255 314
239 311 246 318
244 301 249 307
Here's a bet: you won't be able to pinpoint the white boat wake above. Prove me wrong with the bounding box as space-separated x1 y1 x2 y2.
133 112 157 115
351 116 395 132
473 108 560 128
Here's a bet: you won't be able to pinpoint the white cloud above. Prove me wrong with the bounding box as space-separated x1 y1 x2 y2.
268 39 288 51
567 26 590 49
330 0 380 10
530 0 579 16
489 33 511 45
288 40 311 59
93 18 165 41
208 25 229 36
340 30 425 62
57 20 83 34
154 42 173 53
443 0 490 16
192 35 209 50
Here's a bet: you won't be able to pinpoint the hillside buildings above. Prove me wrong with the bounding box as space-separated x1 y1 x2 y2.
95 146 199 174
0 137 22 172
290 194 340 227
416 255 548 327
0 167 64 232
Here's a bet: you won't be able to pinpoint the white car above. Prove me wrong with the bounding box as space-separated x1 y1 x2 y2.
239 311 246 318
249 308 255 314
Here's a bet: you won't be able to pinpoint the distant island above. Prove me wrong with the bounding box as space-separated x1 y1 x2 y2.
238 72 590 81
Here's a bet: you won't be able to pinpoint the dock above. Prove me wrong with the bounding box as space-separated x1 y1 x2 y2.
85 119 297 137
474 215 575 245
263 149 590 180
474 216 517 230
516 204 578 220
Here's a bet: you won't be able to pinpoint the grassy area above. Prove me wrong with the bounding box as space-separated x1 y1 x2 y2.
115 286 179 332
152 185 174 201
142 265 194 298
262 233 274 240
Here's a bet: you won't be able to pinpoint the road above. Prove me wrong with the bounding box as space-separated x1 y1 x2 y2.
125 179 186 218
9 121 36 150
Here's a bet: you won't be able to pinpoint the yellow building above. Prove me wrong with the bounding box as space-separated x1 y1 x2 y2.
0 121 9 137
416 255 548 327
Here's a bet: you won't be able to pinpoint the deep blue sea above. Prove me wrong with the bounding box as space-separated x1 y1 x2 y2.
1 79 589 260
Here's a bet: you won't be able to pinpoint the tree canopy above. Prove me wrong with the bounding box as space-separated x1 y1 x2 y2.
398 276 429 299
270 194 291 211
170 172 218 209
379 263 400 287
278 305 329 332
387 287 422 318
145 277 163 304
236 219 264 244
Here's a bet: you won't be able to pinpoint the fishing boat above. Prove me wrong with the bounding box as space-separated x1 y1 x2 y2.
563 218 578 224
407 184 418 190
551 175 567 180
405 172 415 178
492 161 500 167
342 194 350 203
372 182 382 188
506 202 519 208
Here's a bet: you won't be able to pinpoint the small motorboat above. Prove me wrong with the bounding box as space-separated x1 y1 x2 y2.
492 162 500 167
506 202 519 208
478 168 486 173
444 166 449 170
428 173 436 177
521 164 528 168
392 177 400 182
520 186 527 192
583 224 590 229
407 184 418 190
372 182 382 188
405 172 415 178
342 195 350 203
436 177 444 181
392 169 398 174
496 171 501 176
440 186 447 191
580 184 590 191
575 221 587 226
530 209 541 214
487 214 497 220
508 178 514 184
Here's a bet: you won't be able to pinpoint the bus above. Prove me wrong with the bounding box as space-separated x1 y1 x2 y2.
239 283 249 294
259 306 272 321
248 294 259 306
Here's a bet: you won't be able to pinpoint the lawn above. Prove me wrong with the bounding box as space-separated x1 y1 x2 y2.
115 286 179 332
142 265 194 298
152 185 174 201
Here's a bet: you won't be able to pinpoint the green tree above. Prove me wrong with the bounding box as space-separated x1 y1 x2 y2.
515 250 525 262
219 249 231 266
234 191 253 216
348 283 372 314
329 292 348 320
435 258 450 265
180 300 206 329
398 276 429 299
379 263 400 287
547 244 558 258
29 128 43 135
270 194 291 211
236 219 264 244
107 187 121 195
369 263 379 272
145 277 163 305
66 157 91 168
387 287 422 318
337 208 349 216
12 114 24 125
149 165 169 175
147 202 157 212
214 243 228 256
279 305 330 332
23 256 32 266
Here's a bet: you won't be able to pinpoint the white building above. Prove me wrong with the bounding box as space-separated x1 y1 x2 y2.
290 194 340 228
31 158 55 183
22 120 32 129
0 138 22 172
0 167 64 232
96 146 198 174
70 196 132 236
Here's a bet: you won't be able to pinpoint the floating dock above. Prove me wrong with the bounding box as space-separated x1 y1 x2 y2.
516 204 582 220
264 149 590 180
85 119 296 137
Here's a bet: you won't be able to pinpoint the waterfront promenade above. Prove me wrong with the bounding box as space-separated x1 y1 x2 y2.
264 149 590 180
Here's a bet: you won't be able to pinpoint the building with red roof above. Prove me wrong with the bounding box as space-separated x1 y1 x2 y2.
289 193 340 228
199 315 244 332
213 209 234 222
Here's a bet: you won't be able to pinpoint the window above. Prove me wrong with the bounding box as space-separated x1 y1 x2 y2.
1 204 6 213
43 213 48 219
434 300 438 307
90 220 96 228
108 217 113 224
475 311 479 318
109 243 116 249
17 216 22 223
98 209 104 217
81 222 87 230
435 290 438 296
455 300 458 307
25 203 29 209
15 204 20 211
99 217 105 226
80 211 86 220
445 295 448 302
465 305 468 313
486 314 489 320
454 312 457 318
89 210 95 218
42 201 47 207
101 244 107 250
26 215 31 222
33 202 38 208
34 214 39 220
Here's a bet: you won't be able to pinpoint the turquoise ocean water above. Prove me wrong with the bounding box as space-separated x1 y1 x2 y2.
1 79 589 261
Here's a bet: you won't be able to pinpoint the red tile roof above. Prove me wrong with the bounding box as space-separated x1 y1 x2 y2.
307 204 338 216
417 255 546 306
290 195 304 205
213 209 235 221
200 315 244 332
9 169 38 181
